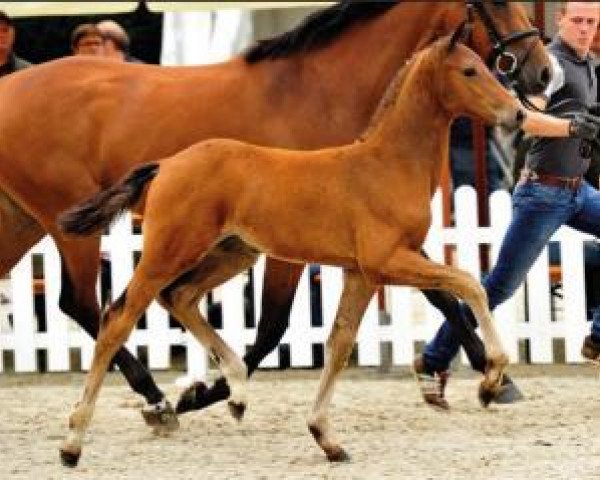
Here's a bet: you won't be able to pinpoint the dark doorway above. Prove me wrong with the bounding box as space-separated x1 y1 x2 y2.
12 2 163 65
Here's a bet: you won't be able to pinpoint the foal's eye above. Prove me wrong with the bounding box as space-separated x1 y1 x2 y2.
462 67 477 77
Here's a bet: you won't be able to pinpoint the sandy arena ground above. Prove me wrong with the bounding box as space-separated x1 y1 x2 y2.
1 365 600 480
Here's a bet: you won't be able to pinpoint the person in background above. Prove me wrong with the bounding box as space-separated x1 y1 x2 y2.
415 1 600 409
587 24 600 186
71 23 105 56
0 11 31 77
97 20 141 63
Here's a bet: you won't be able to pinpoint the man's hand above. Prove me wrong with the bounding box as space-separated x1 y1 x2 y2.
568 112 600 141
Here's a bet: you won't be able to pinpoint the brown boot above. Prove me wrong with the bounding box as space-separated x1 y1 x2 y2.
582 335 600 363
413 355 450 410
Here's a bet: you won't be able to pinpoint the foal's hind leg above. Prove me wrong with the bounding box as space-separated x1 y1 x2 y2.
368 249 508 400
60 268 166 467
158 240 260 419
307 270 376 462
60 221 222 466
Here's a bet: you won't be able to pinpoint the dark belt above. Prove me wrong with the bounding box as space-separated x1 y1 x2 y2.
519 169 582 192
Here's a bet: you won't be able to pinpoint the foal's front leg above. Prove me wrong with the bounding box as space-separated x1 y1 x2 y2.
158 248 260 420
307 270 376 462
371 248 508 401
175 252 304 415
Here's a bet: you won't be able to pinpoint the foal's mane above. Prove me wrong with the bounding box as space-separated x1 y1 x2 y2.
244 1 398 64
359 41 443 141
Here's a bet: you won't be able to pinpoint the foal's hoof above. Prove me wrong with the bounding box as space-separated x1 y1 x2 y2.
227 400 246 421
141 400 180 433
59 447 81 468
326 447 351 463
478 383 497 408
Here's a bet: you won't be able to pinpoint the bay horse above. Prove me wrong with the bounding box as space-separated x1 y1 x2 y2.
0 1 548 425
58 32 524 466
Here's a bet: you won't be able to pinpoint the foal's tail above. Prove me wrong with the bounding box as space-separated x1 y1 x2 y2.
58 163 160 236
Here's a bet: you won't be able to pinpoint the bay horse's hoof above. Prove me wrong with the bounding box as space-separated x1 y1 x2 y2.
479 374 524 407
326 447 351 463
141 399 180 433
175 381 208 414
491 375 524 404
59 447 81 468
176 377 231 415
227 400 246 421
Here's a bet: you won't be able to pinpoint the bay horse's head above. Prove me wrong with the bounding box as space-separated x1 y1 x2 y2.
448 0 552 96
432 28 525 131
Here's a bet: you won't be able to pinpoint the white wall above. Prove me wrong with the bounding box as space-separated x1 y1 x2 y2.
161 9 253 66
161 6 319 66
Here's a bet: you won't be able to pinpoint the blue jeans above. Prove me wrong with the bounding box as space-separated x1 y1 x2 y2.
424 180 600 372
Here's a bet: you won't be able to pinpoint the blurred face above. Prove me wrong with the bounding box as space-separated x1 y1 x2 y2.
557 2 600 57
73 33 105 56
102 38 125 61
0 21 15 58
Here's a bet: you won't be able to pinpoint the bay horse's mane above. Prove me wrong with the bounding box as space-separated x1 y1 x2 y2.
244 0 398 63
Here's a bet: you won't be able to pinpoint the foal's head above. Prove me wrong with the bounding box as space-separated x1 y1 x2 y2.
430 28 525 131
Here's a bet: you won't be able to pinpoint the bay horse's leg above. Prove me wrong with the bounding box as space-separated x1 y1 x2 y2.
419 250 487 372
176 255 304 414
244 257 304 373
54 235 177 430
369 249 509 402
0 189 45 275
307 270 376 462
60 268 165 467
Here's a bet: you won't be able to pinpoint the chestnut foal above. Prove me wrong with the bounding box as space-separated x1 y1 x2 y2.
58 35 524 465
0 1 548 425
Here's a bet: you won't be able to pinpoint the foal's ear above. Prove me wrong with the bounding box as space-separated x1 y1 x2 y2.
448 21 472 52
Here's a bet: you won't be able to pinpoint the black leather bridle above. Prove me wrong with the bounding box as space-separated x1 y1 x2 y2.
466 0 540 82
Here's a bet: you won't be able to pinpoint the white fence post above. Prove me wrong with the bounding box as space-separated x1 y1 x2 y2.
559 229 587 362
526 246 553 363
41 237 70 371
489 190 520 363
287 267 313 367
11 250 36 372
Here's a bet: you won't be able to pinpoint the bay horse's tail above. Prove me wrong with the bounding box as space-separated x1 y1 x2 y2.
58 163 160 236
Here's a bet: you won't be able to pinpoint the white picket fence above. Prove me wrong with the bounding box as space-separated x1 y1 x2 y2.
0 187 594 377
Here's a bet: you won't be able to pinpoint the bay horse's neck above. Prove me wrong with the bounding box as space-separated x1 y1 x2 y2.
251 2 452 144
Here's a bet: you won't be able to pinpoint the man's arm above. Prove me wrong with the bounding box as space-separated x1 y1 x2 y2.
519 93 599 140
